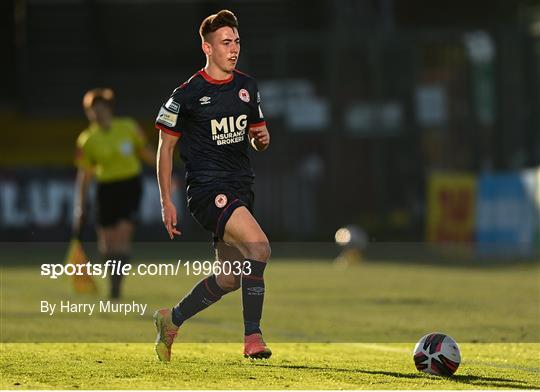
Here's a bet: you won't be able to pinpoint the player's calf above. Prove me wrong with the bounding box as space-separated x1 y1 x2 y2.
221 207 272 356
171 274 230 327
241 258 267 336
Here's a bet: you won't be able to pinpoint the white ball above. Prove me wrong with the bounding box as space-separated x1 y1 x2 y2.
334 225 367 248
413 332 461 376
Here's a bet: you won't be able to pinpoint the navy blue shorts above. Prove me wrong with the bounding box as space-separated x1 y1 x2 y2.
187 181 254 242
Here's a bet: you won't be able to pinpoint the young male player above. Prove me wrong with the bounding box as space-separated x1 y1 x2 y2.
153 10 272 361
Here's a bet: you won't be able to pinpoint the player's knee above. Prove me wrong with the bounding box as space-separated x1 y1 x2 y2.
215 274 240 292
220 280 241 292
245 240 271 262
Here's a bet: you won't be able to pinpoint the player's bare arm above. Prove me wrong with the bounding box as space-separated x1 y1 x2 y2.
156 130 181 239
136 124 157 166
72 166 94 235
249 124 270 151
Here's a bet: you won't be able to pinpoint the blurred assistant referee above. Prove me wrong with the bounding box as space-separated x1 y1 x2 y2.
73 88 156 299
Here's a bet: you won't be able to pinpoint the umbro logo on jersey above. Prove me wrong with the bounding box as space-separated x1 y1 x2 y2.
199 96 211 105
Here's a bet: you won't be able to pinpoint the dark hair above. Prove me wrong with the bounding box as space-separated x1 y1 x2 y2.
199 10 238 42
82 88 115 110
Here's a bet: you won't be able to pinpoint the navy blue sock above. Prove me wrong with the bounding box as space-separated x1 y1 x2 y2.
241 259 267 336
171 275 228 327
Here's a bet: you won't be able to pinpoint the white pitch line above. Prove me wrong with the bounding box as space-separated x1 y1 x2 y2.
352 343 410 353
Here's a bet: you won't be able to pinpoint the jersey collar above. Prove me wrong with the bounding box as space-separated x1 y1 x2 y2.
198 69 234 85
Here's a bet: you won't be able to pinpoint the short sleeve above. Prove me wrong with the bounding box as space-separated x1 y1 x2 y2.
248 81 266 128
74 132 94 169
155 86 186 137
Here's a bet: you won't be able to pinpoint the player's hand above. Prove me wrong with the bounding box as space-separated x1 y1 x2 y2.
249 127 270 151
161 201 182 239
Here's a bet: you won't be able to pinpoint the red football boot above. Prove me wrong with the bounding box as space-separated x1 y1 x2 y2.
243 333 272 359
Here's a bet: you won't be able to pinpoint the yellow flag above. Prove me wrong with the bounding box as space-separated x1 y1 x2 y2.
64 238 98 294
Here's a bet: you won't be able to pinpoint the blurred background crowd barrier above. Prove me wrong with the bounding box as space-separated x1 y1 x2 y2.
1 0 539 260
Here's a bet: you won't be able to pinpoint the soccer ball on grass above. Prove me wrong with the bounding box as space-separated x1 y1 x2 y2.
413 332 461 376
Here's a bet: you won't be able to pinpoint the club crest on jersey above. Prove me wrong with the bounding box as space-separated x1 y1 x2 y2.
238 89 250 103
199 96 211 105
215 194 228 208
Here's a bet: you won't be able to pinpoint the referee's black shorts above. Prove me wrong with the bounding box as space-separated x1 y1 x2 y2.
96 175 142 227
187 180 254 243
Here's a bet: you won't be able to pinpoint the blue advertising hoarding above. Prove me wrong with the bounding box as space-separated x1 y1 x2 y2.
475 169 540 257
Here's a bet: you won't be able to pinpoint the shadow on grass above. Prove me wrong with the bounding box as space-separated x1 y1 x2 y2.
257 363 538 389
450 374 538 389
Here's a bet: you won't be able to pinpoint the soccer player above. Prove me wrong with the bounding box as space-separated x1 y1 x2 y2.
153 10 272 361
73 88 156 299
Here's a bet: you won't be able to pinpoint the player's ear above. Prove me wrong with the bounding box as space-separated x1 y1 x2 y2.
202 40 212 56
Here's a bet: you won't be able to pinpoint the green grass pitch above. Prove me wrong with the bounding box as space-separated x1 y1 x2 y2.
1 342 539 389
1 258 539 389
